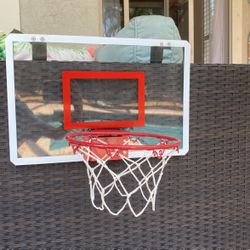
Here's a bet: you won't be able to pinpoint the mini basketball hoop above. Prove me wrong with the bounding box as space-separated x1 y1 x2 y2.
66 130 180 217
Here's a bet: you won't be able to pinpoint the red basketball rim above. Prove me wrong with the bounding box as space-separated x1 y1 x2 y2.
66 130 180 151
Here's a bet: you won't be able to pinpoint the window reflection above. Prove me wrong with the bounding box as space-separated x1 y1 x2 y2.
103 0 124 37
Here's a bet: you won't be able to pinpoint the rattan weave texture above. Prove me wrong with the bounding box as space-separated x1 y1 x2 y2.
0 62 249 249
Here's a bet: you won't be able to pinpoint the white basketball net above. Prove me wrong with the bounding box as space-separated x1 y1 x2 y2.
70 136 177 217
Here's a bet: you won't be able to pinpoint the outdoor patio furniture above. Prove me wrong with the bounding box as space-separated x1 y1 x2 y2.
0 61 249 249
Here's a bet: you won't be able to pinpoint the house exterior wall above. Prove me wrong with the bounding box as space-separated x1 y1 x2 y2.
242 0 250 63
0 0 20 33
231 0 250 64
19 0 102 36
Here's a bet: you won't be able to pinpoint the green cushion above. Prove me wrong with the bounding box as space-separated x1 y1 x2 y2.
95 15 182 63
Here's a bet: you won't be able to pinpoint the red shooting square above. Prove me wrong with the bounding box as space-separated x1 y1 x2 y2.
62 71 145 130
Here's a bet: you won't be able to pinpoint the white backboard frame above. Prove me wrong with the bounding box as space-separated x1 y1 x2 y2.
6 34 190 166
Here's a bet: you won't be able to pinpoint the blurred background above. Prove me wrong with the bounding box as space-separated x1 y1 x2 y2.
0 0 249 64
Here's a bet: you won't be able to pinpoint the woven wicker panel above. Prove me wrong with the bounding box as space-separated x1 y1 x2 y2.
0 62 250 249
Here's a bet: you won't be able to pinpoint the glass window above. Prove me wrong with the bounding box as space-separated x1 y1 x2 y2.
102 0 189 41
102 0 124 37
129 0 164 17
